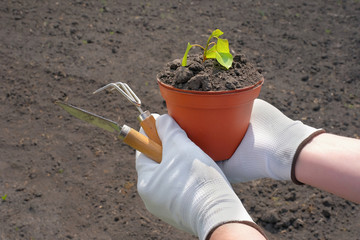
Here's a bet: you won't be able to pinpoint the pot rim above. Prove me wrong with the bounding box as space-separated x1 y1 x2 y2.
157 76 264 96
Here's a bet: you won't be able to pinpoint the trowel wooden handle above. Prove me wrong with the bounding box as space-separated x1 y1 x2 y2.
119 125 162 163
140 115 162 146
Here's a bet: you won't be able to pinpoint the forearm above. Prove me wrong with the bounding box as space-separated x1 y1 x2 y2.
208 222 267 240
295 133 360 203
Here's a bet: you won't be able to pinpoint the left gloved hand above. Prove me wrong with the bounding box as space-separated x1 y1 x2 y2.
136 114 257 240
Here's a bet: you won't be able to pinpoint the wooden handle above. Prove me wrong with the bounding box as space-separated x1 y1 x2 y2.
140 115 162 146
120 126 162 163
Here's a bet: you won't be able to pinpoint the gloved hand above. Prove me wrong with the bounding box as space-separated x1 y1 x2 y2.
217 99 325 184
136 114 261 240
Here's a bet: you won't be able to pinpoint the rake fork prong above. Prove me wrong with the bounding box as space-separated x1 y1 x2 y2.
92 82 116 94
93 81 162 145
93 82 143 113
119 82 142 107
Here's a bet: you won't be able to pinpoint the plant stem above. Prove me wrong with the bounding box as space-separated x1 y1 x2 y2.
191 44 205 49
203 37 217 62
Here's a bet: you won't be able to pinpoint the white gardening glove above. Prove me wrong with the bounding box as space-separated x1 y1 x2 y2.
136 114 260 240
217 99 325 184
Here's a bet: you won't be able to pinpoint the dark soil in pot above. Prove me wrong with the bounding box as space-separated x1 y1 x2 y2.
158 54 263 91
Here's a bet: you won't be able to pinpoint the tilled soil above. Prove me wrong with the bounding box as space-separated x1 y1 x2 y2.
0 1 359 239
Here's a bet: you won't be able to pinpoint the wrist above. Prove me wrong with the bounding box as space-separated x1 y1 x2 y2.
207 222 268 240
291 129 326 184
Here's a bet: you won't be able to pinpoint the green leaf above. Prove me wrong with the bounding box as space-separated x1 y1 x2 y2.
205 45 217 59
215 52 233 69
204 29 224 55
2 194 7 201
205 39 233 68
210 29 224 38
182 42 193 67
216 38 230 53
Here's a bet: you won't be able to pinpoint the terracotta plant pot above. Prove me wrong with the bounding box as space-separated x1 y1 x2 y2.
157 77 264 161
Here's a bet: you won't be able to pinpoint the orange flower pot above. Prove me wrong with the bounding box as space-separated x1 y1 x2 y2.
157 77 264 161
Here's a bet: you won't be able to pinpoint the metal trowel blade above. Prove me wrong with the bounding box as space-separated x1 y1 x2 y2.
55 101 121 134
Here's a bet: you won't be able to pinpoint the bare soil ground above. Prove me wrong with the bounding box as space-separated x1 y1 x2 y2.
1 1 359 239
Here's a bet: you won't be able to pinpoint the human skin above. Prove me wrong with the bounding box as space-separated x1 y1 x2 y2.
208 222 267 240
295 133 360 204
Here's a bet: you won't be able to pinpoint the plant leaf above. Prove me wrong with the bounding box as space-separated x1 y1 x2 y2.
216 38 230 53
205 45 217 59
210 29 224 38
182 42 193 67
204 29 224 56
215 52 233 69
1 194 7 201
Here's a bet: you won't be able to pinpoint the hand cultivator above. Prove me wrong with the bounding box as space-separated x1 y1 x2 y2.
93 82 161 145
56 82 162 163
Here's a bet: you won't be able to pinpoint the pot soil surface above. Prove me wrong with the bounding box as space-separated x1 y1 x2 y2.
1 1 359 240
158 54 262 91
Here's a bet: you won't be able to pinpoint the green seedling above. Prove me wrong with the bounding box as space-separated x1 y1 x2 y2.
2 194 7 201
181 29 233 69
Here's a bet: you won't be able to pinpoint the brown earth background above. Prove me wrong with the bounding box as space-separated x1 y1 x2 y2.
1 0 359 239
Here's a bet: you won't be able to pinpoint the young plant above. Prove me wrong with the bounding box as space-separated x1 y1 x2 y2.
1 194 7 202
182 29 233 69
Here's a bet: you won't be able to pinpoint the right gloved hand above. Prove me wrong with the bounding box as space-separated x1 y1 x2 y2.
217 99 325 184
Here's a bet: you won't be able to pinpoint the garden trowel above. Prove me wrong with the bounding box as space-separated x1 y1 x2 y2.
55 101 162 163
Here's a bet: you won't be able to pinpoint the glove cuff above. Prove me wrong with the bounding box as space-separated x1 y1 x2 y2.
291 129 326 185
205 221 269 240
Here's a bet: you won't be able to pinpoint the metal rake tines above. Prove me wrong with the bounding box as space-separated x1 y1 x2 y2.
93 82 144 113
